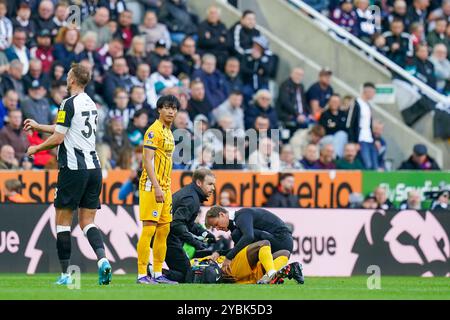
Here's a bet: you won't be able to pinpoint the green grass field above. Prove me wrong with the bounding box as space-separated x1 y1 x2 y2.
0 274 449 300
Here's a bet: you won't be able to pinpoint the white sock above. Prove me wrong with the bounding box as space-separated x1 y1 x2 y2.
138 274 147 279
154 272 162 278
97 257 108 268
267 270 276 277
61 272 70 277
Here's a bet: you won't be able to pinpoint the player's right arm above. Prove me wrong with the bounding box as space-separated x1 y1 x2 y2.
24 119 55 134
143 147 164 203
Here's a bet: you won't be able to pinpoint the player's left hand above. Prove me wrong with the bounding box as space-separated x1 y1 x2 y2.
202 230 216 243
26 146 39 156
221 258 232 274
210 252 220 261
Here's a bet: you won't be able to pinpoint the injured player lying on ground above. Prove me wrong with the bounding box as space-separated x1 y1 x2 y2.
188 240 305 284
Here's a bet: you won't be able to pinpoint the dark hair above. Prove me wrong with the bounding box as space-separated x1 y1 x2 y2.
363 82 376 89
70 63 91 87
205 206 228 227
114 87 127 97
391 18 404 25
280 173 294 182
192 168 215 183
130 85 144 94
242 10 255 18
310 124 326 137
230 90 243 96
190 78 204 88
156 95 180 110
330 93 341 99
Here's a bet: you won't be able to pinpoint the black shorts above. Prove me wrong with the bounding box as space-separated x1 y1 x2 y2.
54 167 102 210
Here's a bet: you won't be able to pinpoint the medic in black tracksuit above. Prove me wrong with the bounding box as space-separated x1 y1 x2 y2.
164 182 215 283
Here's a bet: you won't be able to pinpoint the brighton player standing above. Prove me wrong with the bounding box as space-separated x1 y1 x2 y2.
136 95 179 284
25 63 112 285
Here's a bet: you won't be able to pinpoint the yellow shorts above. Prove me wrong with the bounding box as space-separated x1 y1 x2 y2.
139 189 172 224
230 246 265 284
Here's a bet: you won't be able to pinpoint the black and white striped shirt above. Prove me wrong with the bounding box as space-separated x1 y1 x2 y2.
55 93 100 170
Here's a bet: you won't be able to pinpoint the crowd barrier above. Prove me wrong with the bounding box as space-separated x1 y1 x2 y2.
0 204 448 277
0 170 448 208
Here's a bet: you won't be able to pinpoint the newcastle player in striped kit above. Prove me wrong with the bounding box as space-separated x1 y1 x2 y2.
25 63 112 285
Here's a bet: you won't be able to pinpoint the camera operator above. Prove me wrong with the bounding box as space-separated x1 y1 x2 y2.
431 189 449 210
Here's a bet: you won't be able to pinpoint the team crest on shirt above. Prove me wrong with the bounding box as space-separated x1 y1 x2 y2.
148 131 154 139
152 210 158 217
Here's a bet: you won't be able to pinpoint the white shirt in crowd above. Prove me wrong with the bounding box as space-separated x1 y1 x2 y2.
357 97 374 143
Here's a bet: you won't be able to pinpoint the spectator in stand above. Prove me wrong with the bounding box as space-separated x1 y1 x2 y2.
21 79 52 125
409 22 425 47
355 0 379 44
127 108 150 147
317 143 336 169
158 0 199 44
33 0 57 37
248 136 280 171
131 63 153 105
48 61 66 84
383 0 410 32
148 39 170 72
148 58 179 108
53 2 69 33
0 60 25 99
372 120 387 170
374 186 394 210
78 32 103 78
108 87 134 129
190 146 214 170
267 173 299 208
306 68 334 118
172 36 201 77
30 29 54 74
0 0 13 51
245 89 279 130
277 67 311 133
428 0 450 32
213 90 245 133
427 17 449 53
192 113 223 156
0 144 19 170
23 59 49 92
0 109 29 161
290 124 326 161
407 44 437 90
114 10 139 51
53 27 83 72
98 38 125 72
382 18 414 67
399 190 422 210
212 143 245 170
5 28 30 75
192 54 227 108
172 110 193 169
362 193 378 209
430 44 450 94
219 189 237 207
223 56 244 96
240 35 275 101
319 93 348 158
11 2 36 48
98 0 127 21
197 6 229 70
48 80 67 119
0 90 19 129
431 189 449 210
299 143 320 170
336 143 364 169
398 143 440 170
103 57 133 106
372 33 389 56
3 179 26 203
406 0 430 27
103 116 132 166
81 6 111 49
330 0 358 36
229 10 260 57
347 82 378 170
126 36 152 76
139 10 171 53
187 79 212 121
279 144 302 170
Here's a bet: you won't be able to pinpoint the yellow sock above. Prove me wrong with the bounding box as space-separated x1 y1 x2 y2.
152 223 170 273
274 256 289 270
258 245 275 274
137 225 156 275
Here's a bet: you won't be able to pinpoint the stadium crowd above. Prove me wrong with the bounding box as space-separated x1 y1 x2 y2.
0 0 443 177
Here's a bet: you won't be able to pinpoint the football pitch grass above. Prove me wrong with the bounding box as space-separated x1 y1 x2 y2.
0 274 449 300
